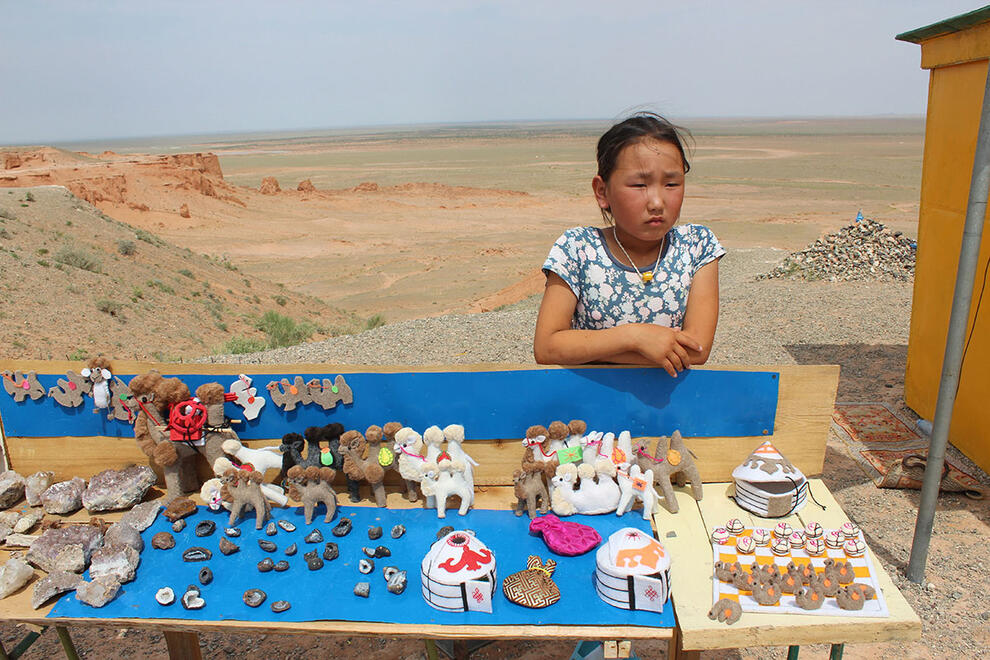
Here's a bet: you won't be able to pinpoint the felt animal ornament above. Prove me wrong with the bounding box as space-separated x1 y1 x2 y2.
779 562 803 594
286 465 338 524
305 375 353 410
228 374 265 420
420 425 446 509
550 419 587 465
631 430 702 514
421 530 496 613
754 563 780 586
612 431 635 468
502 555 560 608
616 464 660 520
132 375 201 501
222 437 282 478
340 429 387 507
579 430 605 466
528 513 601 556
277 432 306 484
81 356 131 420
732 567 758 592
809 569 840 597
513 468 550 518
751 578 783 606
299 423 345 470
835 583 876 611
550 462 620 516
713 560 743 582
202 456 287 511
521 425 558 480
794 582 826 610
708 597 742 625
359 422 400 503
266 376 311 411
418 456 473 519
47 370 91 407
196 382 238 468
731 440 808 518
442 424 478 491
823 558 856 585
594 528 671 613
2 370 45 402
220 466 271 529
393 426 427 502
126 371 165 459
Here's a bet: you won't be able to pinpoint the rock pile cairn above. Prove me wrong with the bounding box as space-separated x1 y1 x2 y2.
758 217 916 282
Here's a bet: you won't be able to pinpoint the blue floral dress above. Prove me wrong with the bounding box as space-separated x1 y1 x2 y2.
542 224 725 330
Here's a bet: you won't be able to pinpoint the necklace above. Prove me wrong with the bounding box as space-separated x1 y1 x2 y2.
612 228 665 284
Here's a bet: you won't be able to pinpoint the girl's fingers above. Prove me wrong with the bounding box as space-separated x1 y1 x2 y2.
668 351 684 373
672 342 690 366
674 331 703 352
662 358 677 378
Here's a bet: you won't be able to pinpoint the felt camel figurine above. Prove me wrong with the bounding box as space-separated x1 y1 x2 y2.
417 457 472 518
2 370 45 402
221 437 283 478
201 456 287 511
794 582 826 610
550 462 620 516
552 419 587 454
220 467 271 529
780 562 803 594
631 430 702 514
306 375 353 410
708 597 742 625
393 426 426 502
443 424 478 491
835 583 876 611
714 560 742 582
196 382 237 468
522 425 558 481
615 464 660 520
340 429 387 507
751 577 783 605
266 376 311 411
277 432 306 484
823 558 856 585
47 370 91 407
286 465 338 524
299 423 348 498
512 468 549 518
809 569 840 597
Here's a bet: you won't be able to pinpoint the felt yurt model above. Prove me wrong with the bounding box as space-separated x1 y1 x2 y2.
421 530 497 613
594 528 671 613
731 441 808 517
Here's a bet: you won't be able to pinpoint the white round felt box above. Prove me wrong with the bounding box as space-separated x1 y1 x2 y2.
594 528 671 613
732 441 808 518
421 530 497 613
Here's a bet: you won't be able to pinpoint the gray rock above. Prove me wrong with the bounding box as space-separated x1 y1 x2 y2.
104 522 144 553
0 471 25 509
304 529 323 543
0 558 35 599
257 558 274 572
386 569 407 595
32 570 82 609
119 501 161 532
331 518 352 537
284 543 297 556
304 551 323 570
274 560 289 572
224 527 240 537
53 544 86 573
323 542 338 561
354 581 370 598
151 532 175 550
3 533 39 547
12 509 43 534
0 523 13 544
27 525 104 572
75 576 121 608
24 472 55 507
82 466 156 513
41 477 87 515
198 567 213 585
172 519 187 533
258 539 277 553
88 544 140 583
368 526 382 540
219 537 239 556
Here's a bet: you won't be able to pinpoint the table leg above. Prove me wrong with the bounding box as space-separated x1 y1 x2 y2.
669 628 699 660
787 645 800 660
54 627 79 660
829 643 845 660
425 639 439 660
164 631 202 660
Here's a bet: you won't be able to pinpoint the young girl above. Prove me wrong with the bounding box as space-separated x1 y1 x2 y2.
533 113 724 377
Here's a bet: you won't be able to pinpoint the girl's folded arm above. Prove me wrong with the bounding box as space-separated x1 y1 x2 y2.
679 259 720 365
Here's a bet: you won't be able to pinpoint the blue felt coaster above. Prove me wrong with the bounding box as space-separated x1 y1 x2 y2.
48 505 675 629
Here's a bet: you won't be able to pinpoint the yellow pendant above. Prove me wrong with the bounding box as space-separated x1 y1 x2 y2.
642 272 653 283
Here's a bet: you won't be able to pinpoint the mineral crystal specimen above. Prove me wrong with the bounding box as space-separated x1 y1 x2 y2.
81 466 156 513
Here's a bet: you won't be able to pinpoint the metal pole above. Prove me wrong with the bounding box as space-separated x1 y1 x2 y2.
907 62 990 583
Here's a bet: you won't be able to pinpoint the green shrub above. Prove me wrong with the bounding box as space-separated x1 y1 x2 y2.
25 192 35 202
132 286 144 299
178 268 194 279
274 295 287 307
96 299 122 316
147 279 175 294
365 314 386 330
117 239 137 256
254 311 316 348
134 229 163 246
221 336 267 354
36 248 48 255
0 209 14 221
55 247 101 273
36 259 50 267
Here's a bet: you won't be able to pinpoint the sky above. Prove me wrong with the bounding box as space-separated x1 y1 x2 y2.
0 1 984 144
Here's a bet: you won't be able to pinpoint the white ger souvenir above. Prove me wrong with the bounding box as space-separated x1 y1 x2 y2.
731 441 808 517
421 530 496 613
594 527 671 613
229 374 266 420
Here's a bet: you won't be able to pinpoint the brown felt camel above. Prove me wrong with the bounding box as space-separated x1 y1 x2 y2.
340 429 387 507
631 430 702 513
286 465 338 524
220 468 271 529
195 382 235 469
512 468 550 518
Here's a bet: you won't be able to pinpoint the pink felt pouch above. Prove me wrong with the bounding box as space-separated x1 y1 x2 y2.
529 513 602 556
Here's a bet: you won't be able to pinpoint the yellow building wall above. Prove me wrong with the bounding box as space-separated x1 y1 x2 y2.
905 52 990 472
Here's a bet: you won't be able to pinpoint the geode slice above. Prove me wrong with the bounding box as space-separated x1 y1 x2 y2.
172 519 186 533
32 571 82 609
265 522 277 536
354 582 370 598
151 532 175 550
390 524 405 539
155 586 175 606
89 544 140 583
27 524 104 572
243 588 266 608
163 498 197 522
274 560 289 572
0 471 25 510
24 471 55 507
219 537 239 556
304 529 323 544
40 477 86 515
194 520 216 537
75 576 121 608
436 526 454 540
323 542 338 561
284 543 297 556
271 600 290 613
258 540 277 553
81 466 156 513
386 569 407 595
182 547 212 562
224 527 241 537
358 558 374 574
104 522 144 553
331 519 352 537
363 545 390 558
257 558 274 572
119 501 161 532
304 552 324 571
0 558 35 600
277 520 296 533
368 526 382 540
198 567 213 585
181 585 205 610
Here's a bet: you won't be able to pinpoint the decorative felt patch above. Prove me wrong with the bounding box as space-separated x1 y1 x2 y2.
502 555 559 608
529 514 602 556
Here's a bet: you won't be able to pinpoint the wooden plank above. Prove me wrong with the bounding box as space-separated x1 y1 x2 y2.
669 481 921 651
163 631 202 660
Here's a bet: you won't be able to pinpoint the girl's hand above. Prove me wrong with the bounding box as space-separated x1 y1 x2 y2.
624 324 703 378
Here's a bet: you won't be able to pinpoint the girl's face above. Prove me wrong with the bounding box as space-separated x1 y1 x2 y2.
592 138 686 246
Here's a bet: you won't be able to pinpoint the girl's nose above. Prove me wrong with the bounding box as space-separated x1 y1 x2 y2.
647 185 664 212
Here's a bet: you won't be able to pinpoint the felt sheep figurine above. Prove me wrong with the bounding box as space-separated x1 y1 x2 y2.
418 457 472 518
615 464 660 520
550 462 620 516
393 426 427 502
221 437 283 478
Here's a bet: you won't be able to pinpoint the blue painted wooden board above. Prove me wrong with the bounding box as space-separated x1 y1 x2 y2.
0 367 777 439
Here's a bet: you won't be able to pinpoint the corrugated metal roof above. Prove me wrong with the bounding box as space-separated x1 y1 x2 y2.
896 5 990 44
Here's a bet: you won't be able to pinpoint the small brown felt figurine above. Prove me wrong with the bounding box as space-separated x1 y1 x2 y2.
809 569 840 597
521 425 558 481
266 376 311 411
835 584 873 611
47 370 91 407
631 430 702 513
780 563 803 594
340 429 387 507
823 558 856 585
751 578 782 606
196 382 234 469
512 468 550 518
306 375 353 410
714 560 742 582
220 468 271 529
708 597 742 625
286 465 338 524
732 567 757 592
794 583 826 610
2 370 45 402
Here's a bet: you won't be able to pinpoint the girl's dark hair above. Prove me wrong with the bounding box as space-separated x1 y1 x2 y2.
595 112 692 224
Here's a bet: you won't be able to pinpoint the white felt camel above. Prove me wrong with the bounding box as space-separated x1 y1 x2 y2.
418 458 473 518
221 438 283 478
393 426 427 502
443 424 479 492
550 462 620 516
616 464 660 521
200 457 288 511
